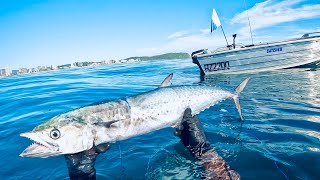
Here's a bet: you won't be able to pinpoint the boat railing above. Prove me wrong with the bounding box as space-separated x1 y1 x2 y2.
212 47 230 53
302 32 320 38
211 43 249 53
191 49 208 57
202 32 320 55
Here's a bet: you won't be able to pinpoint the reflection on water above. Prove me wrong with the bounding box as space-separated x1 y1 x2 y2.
0 59 319 179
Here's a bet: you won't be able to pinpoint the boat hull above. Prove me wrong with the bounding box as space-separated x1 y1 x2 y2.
192 37 320 75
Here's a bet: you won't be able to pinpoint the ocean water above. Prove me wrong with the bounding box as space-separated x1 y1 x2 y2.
0 59 319 179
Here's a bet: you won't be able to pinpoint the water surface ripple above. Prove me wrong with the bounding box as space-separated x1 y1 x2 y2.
0 59 319 179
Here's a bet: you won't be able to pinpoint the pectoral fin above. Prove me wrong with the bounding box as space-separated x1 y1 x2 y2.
94 143 111 153
94 120 119 128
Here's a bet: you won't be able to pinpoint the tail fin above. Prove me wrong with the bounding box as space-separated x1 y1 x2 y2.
233 77 251 121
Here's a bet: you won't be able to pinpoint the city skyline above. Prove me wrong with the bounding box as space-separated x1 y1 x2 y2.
0 52 189 77
0 58 141 78
1 0 320 69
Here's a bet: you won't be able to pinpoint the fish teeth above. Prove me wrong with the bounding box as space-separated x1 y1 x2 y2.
26 140 48 149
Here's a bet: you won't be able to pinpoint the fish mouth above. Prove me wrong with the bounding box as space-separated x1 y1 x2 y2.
20 132 61 158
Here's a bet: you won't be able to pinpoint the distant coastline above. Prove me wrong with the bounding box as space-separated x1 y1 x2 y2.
124 52 190 61
0 52 190 78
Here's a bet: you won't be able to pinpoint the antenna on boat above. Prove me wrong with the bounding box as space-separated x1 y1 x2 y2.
243 0 254 45
211 8 229 46
220 26 229 46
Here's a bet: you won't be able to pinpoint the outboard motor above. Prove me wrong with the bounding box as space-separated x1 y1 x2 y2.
232 34 237 49
191 49 207 76
191 49 207 64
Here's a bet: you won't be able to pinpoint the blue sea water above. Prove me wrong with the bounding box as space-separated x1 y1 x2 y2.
0 59 319 179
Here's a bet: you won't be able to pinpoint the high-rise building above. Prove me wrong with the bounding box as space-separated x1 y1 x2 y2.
30 68 38 73
0 69 5 76
50 65 57 70
11 70 19 75
1 68 12 76
19 68 29 74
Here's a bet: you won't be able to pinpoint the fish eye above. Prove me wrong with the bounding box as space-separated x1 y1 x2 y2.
50 129 61 139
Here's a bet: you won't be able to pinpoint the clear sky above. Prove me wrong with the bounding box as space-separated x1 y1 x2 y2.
0 0 319 69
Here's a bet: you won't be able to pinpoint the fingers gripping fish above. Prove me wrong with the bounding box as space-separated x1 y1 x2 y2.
20 74 250 158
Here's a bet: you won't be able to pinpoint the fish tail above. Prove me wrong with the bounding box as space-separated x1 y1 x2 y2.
233 77 251 120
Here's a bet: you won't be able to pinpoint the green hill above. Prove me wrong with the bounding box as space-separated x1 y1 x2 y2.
124 52 190 61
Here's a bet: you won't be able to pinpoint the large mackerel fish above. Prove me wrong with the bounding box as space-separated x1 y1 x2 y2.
20 74 250 158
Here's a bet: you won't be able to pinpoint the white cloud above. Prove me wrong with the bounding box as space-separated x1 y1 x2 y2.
285 27 320 38
231 0 320 34
167 30 190 40
136 29 229 55
137 0 320 55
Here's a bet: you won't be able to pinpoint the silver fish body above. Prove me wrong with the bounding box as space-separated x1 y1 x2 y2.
92 86 234 145
20 77 250 158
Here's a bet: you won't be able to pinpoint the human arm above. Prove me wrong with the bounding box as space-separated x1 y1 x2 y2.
64 143 111 180
175 108 240 180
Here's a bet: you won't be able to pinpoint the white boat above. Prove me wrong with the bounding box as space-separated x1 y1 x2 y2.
191 8 320 75
192 32 320 75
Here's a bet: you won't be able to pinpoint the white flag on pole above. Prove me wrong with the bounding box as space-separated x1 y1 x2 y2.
211 8 221 32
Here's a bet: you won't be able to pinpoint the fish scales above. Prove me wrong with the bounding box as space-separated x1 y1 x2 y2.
20 77 250 158
98 86 234 143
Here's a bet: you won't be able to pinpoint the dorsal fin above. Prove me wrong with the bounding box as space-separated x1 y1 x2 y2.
159 73 173 88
